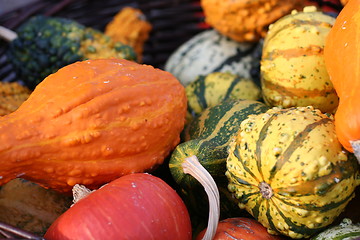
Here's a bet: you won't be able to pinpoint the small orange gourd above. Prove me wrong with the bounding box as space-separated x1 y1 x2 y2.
0 58 187 192
200 0 305 42
324 0 360 161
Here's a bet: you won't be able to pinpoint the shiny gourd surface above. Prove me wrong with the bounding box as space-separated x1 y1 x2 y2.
45 173 192 240
324 0 360 160
0 58 187 192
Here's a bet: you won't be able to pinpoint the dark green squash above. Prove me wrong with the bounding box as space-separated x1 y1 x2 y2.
169 99 270 225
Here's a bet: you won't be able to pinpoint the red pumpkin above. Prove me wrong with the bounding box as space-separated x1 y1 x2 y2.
196 217 286 240
44 173 192 240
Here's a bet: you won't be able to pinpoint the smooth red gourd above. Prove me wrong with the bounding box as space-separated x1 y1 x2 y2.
196 217 285 240
0 58 187 192
324 0 360 160
44 173 192 240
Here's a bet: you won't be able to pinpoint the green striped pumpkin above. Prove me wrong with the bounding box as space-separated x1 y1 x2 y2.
226 106 360 239
164 29 260 86
186 72 261 120
170 99 269 221
311 218 360 240
260 6 338 113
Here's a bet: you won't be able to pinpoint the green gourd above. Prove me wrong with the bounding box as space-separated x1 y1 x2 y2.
170 99 269 224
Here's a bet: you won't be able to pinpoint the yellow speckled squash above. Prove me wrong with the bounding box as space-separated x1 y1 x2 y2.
186 72 261 120
261 6 338 113
0 58 187 193
226 106 359 239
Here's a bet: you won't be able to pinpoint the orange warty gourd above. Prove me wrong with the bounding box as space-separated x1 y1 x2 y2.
0 58 187 192
324 0 360 161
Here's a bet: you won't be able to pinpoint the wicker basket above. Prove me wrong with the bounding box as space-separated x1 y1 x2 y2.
0 0 210 84
0 0 344 84
0 0 353 239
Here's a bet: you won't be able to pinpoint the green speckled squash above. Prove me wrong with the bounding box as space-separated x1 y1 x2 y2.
186 72 261 120
170 99 269 222
226 106 359 239
260 6 338 113
311 218 360 240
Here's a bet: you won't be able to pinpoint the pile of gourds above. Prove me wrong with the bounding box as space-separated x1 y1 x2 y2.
0 0 359 240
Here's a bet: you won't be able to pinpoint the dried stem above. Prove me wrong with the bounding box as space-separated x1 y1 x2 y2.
351 140 360 164
0 26 17 42
72 184 94 206
182 155 220 240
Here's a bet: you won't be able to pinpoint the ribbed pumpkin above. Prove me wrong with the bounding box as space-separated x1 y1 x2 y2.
186 72 261 120
226 106 359 239
170 99 269 223
324 0 360 160
261 6 338 113
0 58 187 192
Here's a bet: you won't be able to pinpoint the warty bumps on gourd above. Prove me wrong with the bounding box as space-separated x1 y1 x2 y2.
0 58 187 193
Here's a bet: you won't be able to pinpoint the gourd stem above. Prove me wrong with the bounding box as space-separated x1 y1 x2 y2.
351 140 360 164
182 155 220 240
0 26 17 42
72 184 94 205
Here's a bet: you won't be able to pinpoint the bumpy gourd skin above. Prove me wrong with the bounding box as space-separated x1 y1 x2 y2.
201 0 305 42
261 7 338 113
226 106 359 239
7 15 136 89
0 58 187 193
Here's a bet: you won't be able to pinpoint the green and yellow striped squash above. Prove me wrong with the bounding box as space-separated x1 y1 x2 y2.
186 72 261 121
260 6 338 113
170 99 269 222
226 106 360 239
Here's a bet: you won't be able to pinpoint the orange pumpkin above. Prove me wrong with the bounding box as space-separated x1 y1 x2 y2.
324 0 360 160
0 58 187 192
200 0 305 42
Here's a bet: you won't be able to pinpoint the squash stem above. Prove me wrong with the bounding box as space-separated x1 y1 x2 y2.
182 155 220 240
351 140 360 164
72 184 94 206
0 26 17 42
